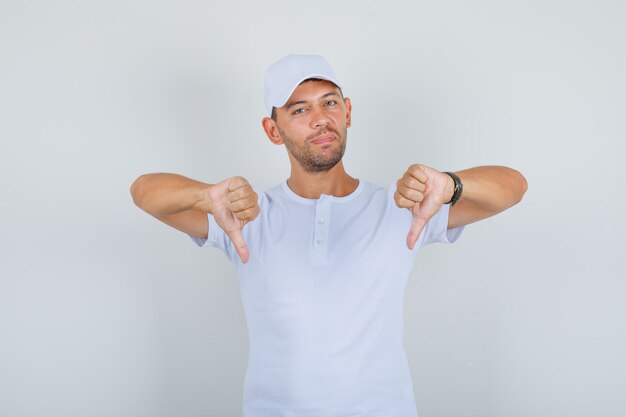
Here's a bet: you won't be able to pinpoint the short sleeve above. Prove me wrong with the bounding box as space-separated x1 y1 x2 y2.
419 203 464 247
189 213 241 266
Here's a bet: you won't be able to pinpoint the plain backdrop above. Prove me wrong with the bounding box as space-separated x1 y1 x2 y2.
1 1 625 416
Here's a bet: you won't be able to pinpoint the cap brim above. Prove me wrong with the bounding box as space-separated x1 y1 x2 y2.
270 74 342 115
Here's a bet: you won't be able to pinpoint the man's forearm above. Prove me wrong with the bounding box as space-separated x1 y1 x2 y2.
455 166 527 213
130 173 214 216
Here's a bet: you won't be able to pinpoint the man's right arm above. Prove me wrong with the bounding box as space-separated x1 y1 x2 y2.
130 173 260 263
130 173 214 239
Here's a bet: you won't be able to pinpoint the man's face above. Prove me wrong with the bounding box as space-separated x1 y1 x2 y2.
268 80 352 173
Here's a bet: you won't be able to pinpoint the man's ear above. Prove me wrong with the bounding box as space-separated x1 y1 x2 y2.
261 117 284 145
344 97 352 128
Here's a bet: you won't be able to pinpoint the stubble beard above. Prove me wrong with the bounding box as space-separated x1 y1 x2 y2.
278 126 347 173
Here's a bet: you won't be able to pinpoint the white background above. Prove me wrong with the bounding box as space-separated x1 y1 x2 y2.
1 1 625 416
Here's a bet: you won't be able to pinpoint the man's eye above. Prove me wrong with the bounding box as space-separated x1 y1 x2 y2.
293 108 305 115
325 100 337 106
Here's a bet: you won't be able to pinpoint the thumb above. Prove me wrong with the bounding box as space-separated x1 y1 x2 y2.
407 209 427 250
225 227 250 263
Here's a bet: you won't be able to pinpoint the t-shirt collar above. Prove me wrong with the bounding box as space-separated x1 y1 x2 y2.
281 179 364 204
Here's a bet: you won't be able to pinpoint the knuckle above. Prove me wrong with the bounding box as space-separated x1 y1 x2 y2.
228 189 241 202
232 200 249 212
229 200 240 211
229 176 247 190
397 196 410 208
239 206 257 220
408 163 423 173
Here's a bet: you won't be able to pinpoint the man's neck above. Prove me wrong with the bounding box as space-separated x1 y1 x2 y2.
286 161 359 199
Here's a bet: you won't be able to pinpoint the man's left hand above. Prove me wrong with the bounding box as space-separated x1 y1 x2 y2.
394 164 454 250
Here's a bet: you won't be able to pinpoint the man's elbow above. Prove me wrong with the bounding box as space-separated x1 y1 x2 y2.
513 170 528 205
130 175 149 208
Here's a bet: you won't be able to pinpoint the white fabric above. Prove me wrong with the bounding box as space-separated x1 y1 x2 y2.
264 54 342 115
191 179 464 417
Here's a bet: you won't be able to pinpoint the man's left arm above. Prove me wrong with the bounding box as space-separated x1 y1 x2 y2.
447 166 528 230
395 164 528 249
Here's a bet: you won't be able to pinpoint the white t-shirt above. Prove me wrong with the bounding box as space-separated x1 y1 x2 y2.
191 179 464 417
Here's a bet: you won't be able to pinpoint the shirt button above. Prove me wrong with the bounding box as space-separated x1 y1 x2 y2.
318 219 325 225
316 239 323 245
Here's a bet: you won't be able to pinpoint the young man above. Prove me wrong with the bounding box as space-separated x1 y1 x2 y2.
131 54 527 417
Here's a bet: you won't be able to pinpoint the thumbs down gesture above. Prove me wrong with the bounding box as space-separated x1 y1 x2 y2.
394 164 454 250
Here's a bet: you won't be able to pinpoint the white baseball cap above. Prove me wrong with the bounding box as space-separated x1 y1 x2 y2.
263 54 342 116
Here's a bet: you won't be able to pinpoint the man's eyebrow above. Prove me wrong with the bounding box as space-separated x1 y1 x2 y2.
285 100 307 110
284 91 341 110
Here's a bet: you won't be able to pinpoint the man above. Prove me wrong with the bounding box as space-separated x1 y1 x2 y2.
131 54 527 417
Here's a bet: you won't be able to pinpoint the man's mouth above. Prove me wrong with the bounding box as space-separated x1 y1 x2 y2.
311 133 336 145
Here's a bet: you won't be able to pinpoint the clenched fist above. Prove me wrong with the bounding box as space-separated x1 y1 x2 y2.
208 176 260 263
394 164 454 250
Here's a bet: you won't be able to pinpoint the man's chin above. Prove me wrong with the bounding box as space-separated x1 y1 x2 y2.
303 157 343 173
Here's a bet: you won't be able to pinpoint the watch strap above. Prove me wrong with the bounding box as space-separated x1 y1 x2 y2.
444 171 463 206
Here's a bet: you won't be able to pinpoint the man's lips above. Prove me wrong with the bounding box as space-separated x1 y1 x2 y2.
311 133 336 144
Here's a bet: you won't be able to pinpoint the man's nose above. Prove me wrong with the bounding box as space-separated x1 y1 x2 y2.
309 106 329 128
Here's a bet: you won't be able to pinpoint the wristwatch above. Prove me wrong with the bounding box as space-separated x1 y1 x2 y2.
444 172 463 206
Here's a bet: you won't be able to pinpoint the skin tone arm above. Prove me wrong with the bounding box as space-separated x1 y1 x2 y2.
395 165 528 249
447 166 528 229
130 173 260 263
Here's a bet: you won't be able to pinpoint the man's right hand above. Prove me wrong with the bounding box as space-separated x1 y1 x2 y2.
206 176 260 263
